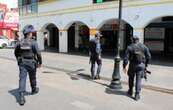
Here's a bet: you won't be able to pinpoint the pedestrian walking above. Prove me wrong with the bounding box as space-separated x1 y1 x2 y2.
14 25 42 105
89 32 102 80
123 35 151 101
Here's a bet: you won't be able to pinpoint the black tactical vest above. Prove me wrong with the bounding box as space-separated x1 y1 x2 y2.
19 38 34 59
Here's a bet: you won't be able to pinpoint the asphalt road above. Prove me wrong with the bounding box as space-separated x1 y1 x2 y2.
0 56 173 110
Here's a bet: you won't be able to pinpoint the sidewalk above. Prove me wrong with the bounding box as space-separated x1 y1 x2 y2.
0 49 173 91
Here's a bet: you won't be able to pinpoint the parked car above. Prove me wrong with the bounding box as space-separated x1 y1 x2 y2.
0 35 17 48
0 36 8 48
8 39 17 48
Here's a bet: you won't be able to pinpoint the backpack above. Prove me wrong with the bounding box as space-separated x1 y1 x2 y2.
131 43 145 63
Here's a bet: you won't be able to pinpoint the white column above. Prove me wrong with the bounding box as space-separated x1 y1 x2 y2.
133 28 144 43
75 24 79 48
37 31 44 51
59 30 68 53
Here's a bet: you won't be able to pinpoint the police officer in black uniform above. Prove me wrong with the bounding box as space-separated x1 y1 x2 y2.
123 35 151 101
14 25 42 105
89 32 102 80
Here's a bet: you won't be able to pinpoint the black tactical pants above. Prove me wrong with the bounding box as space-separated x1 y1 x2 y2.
90 56 102 77
18 63 37 93
128 63 145 94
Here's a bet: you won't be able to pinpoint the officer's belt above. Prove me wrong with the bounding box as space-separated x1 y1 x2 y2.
22 57 34 60
130 61 145 64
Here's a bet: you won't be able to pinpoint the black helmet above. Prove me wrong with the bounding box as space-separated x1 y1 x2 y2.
23 25 36 35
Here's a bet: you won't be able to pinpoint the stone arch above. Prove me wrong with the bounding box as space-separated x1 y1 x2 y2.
40 23 60 51
96 18 133 54
63 20 91 30
40 22 60 32
144 16 173 56
65 21 90 53
143 15 173 28
96 18 133 30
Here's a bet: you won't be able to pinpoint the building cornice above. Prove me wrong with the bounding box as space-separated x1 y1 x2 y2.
38 0 57 5
20 0 173 20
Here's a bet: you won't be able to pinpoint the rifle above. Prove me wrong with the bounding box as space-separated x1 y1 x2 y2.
143 68 151 81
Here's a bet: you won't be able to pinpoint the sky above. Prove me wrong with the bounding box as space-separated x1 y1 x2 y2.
0 0 18 8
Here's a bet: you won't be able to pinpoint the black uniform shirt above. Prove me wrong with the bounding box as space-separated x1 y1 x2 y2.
14 38 42 65
123 42 151 69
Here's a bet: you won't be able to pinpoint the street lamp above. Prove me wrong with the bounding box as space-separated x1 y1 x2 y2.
109 0 122 89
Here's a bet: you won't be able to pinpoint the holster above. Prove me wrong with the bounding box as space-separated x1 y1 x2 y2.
20 57 36 69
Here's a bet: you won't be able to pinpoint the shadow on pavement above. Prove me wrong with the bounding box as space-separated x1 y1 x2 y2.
66 70 110 87
8 89 31 105
8 89 20 104
66 69 85 80
77 73 109 87
76 73 133 99
105 88 132 99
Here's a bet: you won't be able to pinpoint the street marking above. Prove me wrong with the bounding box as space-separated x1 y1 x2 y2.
71 101 95 110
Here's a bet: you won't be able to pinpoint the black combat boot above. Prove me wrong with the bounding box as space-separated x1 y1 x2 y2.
95 74 100 80
31 87 39 95
127 89 133 96
91 73 95 80
19 92 25 106
134 93 140 101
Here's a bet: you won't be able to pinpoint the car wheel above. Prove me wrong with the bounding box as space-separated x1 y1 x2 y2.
2 43 7 48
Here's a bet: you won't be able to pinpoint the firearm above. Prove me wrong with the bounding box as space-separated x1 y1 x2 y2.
143 68 151 81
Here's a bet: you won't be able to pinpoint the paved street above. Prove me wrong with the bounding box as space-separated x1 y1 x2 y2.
0 52 173 110
0 49 173 90
0 50 173 110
